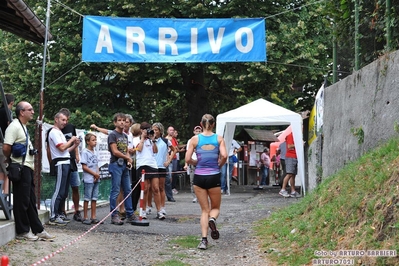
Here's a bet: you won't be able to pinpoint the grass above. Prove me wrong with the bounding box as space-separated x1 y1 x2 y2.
154 236 199 266
255 137 399 265
153 259 190 266
169 235 199 249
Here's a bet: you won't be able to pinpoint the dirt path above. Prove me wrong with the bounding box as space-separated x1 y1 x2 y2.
0 187 297 265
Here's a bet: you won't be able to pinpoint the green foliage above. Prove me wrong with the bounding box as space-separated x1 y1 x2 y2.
255 137 399 266
0 0 332 142
351 126 365 144
394 121 399 134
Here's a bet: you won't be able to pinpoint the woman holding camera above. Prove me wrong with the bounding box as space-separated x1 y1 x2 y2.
134 122 159 219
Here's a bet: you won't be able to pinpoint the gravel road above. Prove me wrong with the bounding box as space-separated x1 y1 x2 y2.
0 186 298 266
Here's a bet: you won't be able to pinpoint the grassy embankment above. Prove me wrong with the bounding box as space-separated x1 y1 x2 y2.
255 137 399 265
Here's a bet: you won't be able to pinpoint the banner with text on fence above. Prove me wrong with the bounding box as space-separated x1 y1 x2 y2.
82 16 266 63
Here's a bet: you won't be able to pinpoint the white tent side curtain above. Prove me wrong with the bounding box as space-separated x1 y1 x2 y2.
215 98 306 195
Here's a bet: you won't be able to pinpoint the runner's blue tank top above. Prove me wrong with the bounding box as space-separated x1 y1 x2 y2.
194 133 220 175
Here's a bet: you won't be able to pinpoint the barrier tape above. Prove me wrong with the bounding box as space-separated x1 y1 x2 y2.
31 176 141 266
31 169 185 265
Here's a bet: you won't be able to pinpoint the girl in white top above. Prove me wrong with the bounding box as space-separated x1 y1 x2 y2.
134 122 159 219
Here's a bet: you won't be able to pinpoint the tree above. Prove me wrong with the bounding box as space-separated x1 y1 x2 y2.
0 0 334 141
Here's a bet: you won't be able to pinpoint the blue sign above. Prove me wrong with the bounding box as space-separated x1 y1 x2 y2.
82 16 266 63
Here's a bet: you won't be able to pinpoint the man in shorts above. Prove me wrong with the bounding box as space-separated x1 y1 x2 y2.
279 132 300 198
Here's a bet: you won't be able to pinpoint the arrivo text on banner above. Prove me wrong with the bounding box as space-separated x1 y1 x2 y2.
82 16 266 63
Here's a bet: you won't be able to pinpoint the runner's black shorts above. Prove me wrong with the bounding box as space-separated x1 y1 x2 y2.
193 173 221 189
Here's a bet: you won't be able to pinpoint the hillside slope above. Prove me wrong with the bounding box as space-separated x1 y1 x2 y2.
256 137 399 265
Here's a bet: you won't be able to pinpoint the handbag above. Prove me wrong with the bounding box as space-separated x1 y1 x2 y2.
11 142 27 157
7 162 23 182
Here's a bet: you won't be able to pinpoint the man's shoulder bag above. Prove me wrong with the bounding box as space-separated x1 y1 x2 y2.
7 119 28 182
7 162 23 182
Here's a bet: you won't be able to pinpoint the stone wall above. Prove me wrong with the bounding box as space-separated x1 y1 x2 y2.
308 50 399 189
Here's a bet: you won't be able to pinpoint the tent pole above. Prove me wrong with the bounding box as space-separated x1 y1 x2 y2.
35 0 51 209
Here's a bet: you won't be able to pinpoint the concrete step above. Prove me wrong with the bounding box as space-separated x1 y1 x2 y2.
0 209 49 246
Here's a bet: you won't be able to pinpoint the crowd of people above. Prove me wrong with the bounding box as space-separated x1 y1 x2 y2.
1 94 299 249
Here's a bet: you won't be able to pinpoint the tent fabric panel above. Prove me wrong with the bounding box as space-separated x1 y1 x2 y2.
215 98 306 195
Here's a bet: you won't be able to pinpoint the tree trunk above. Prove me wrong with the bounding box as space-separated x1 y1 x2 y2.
183 66 208 130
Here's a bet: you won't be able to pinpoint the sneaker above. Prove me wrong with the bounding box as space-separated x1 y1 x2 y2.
91 218 103 224
146 207 152 215
160 208 167 215
290 191 301 198
82 219 92 225
73 211 82 222
192 198 197 203
126 215 136 223
197 239 208 250
208 217 220 240
111 216 124 225
119 211 127 220
16 231 38 241
59 213 71 223
172 188 179 195
167 198 176 202
279 190 290 198
141 210 147 219
36 230 55 241
157 211 165 220
48 216 68 226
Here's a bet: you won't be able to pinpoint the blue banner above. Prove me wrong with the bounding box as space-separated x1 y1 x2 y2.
82 16 266 63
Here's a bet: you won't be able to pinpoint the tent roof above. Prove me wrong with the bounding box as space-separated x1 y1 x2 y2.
0 0 52 44
216 99 299 126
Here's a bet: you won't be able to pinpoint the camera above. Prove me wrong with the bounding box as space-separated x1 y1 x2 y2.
29 149 38 156
146 129 154 137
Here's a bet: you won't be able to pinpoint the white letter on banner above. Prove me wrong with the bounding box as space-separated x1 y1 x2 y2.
207 28 225 54
191 28 198 54
235 27 254 53
159 28 178 55
126 27 146 54
95 25 114 53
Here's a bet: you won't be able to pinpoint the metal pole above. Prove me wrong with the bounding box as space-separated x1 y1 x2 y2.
35 0 51 209
354 0 360 70
386 0 392 51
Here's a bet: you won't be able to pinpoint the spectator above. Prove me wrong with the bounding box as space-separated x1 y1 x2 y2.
107 113 135 225
117 114 135 220
260 148 270 186
279 132 300 198
165 126 178 201
91 115 136 220
0 93 14 197
47 111 80 225
272 148 281 185
58 108 82 222
130 123 141 214
152 122 176 219
220 139 242 194
185 114 227 250
183 125 203 203
80 133 101 225
3 101 55 240
134 122 159 219
279 141 287 181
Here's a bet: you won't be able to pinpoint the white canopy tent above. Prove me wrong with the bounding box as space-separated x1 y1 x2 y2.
216 98 306 194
